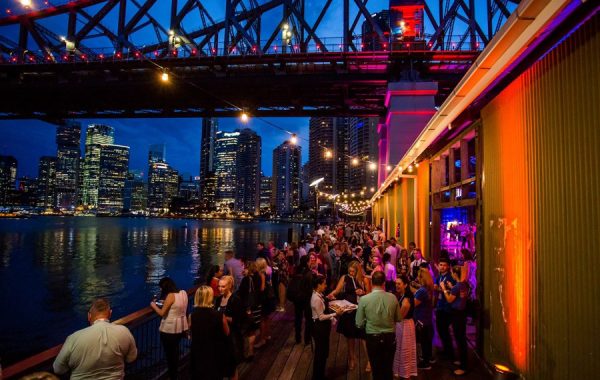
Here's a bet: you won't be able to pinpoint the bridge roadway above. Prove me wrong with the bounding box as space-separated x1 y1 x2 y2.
0 50 477 119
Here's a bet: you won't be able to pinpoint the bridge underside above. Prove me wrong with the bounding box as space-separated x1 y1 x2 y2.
0 51 475 119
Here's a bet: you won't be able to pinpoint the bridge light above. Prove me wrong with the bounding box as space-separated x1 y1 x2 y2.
240 111 249 123
290 134 298 145
168 30 175 36
161 70 169 82
99 53 104 59
282 24 289 30
191 48 197 56
20 0 32 7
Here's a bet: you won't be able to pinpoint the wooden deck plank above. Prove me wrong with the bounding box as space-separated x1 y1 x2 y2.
290 344 313 380
331 331 349 380
278 341 307 380
264 327 296 379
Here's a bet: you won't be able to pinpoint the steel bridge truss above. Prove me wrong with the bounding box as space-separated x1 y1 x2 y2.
0 0 519 62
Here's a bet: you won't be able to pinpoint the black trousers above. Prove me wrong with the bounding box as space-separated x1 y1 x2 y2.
160 331 184 380
294 300 313 344
435 309 455 359
416 323 434 363
452 309 468 370
312 319 331 380
365 332 396 380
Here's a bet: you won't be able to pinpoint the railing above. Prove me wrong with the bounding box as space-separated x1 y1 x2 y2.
2 287 198 380
0 35 485 65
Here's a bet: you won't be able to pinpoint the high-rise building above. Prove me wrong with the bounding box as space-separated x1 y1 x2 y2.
361 10 390 51
17 176 38 207
272 141 301 216
236 129 261 215
147 162 179 213
55 121 81 210
0 155 17 206
349 117 379 194
82 124 114 208
148 144 166 166
199 118 218 199
37 156 57 208
214 131 239 210
124 170 147 213
259 174 272 213
97 144 130 213
308 117 352 195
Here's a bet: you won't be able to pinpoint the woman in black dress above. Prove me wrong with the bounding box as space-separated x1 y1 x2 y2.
214 275 244 380
327 260 366 370
189 286 229 380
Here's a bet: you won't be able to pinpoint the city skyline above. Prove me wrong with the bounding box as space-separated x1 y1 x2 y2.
0 117 310 180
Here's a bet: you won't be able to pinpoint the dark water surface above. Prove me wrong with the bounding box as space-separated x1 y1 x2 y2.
0 217 304 366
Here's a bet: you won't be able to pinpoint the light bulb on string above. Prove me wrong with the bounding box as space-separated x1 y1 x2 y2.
324 149 333 159
368 162 377 171
160 70 169 82
290 133 298 145
240 111 249 123
20 0 32 7
351 157 359 166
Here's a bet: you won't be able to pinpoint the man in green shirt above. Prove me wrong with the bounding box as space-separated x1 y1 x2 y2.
356 271 401 380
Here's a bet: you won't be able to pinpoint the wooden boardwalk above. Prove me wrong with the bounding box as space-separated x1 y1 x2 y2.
234 307 492 380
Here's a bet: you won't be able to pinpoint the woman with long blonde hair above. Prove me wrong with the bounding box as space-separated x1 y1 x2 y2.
189 286 229 379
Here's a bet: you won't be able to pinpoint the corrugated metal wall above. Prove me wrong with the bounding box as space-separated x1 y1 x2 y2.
480 12 600 379
371 177 417 249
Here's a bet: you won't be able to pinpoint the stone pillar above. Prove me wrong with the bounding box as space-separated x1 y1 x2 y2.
379 81 437 185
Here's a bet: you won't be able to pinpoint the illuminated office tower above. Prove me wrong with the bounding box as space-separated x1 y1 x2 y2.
55 121 81 210
97 144 130 213
82 124 114 208
272 141 301 216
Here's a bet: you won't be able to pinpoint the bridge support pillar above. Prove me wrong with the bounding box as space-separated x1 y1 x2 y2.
378 81 437 186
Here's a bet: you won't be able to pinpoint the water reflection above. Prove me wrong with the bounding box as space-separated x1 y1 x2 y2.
0 217 303 366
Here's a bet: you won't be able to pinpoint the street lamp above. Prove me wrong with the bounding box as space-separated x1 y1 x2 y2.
310 177 325 229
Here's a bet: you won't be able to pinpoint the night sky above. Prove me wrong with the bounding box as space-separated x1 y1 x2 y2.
0 118 310 178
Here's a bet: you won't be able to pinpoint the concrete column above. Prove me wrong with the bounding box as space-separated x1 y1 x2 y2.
379 81 437 185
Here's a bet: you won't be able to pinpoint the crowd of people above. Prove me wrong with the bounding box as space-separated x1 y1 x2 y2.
49 222 478 380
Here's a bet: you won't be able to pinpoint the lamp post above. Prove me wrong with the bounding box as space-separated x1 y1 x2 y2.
310 177 325 230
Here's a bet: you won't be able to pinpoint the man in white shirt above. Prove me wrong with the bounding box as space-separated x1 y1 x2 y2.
54 298 137 380
310 275 342 380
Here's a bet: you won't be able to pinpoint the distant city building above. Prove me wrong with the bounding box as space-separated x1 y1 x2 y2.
199 118 218 202
308 117 352 195
55 121 81 210
97 144 130 213
361 10 390 51
300 162 310 204
147 162 179 213
0 155 17 206
148 144 166 166
349 117 379 193
272 141 301 216
37 156 57 208
124 170 147 213
259 174 272 213
214 131 239 210
17 176 38 207
236 129 261 215
82 124 114 208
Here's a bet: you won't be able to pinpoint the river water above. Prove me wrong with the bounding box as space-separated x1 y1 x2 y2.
0 217 305 366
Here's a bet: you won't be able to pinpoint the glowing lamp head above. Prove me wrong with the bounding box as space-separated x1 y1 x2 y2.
20 0 32 7
161 71 169 82
386 165 392 171
351 158 359 166
369 162 377 171
240 112 249 123
324 150 333 159
370 187 375 192
290 134 298 145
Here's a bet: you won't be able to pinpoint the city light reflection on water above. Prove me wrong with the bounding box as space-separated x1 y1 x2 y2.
0 217 304 365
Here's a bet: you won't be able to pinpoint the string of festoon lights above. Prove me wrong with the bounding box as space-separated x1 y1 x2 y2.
315 189 372 215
